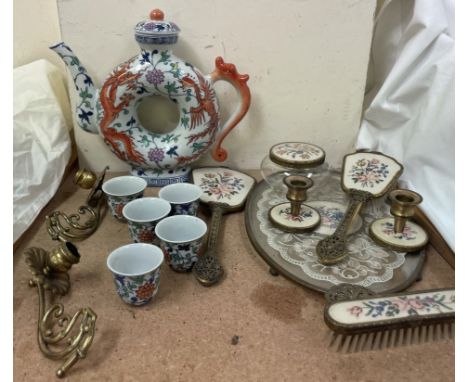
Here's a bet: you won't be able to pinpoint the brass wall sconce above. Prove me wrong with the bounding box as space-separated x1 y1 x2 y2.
46 166 109 242
24 242 97 378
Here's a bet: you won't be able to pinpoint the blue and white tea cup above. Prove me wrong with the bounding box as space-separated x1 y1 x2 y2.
102 176 147 221
155 215 207 272
158 183 202 216
106 243 164 306
122 197 171 244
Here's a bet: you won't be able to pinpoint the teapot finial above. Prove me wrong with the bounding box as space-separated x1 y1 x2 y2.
135 9 180 46
150 9 164 21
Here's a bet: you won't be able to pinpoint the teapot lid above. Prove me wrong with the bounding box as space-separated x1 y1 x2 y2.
134 9 180 45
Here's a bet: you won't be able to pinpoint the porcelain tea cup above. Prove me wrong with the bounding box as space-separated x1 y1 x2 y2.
102 176 147 220
122 197 171 243
158 183 202 216
155 215 207 272
107 243 164 306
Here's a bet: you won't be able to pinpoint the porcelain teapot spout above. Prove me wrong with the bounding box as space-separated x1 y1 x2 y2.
50 9 251 186
50 42 98 134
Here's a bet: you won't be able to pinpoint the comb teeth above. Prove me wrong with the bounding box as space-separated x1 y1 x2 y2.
328 322 455 353
434 324 442 342
411 326 420 345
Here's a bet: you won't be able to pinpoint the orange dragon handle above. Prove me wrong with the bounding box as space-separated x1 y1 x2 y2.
210 57 251 162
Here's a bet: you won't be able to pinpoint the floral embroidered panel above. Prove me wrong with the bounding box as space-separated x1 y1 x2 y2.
328 289 455 324
193 167 255 208
342 152 402 195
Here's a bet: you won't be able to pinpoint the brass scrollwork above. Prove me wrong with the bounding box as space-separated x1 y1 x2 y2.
46 166 108 242
25 243 97 378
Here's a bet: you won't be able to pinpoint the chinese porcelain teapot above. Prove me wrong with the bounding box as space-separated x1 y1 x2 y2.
51 9 251 186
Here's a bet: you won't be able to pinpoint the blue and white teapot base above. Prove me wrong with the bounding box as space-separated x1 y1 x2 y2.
130 166 191 187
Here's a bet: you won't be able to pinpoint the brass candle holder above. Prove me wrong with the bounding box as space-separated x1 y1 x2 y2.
268 175 321 233
46 166 109 242
369 189 428 252
389 189 423 233
24 242 97 378
262 142 326 233
285 175 313 216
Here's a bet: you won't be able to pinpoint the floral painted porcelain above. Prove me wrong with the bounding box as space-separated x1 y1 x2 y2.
107 194 144 221
123 197 171 243
51 9 251 186
158 183 202 216
155 215 207 272
106 243 164 306
102 176 147 221
112 269 161 306
160 239 204 272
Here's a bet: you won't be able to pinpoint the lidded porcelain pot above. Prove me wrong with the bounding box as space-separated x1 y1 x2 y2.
51 8 251 186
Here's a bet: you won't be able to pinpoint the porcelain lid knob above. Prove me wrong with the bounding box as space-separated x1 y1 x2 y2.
150 9 164 21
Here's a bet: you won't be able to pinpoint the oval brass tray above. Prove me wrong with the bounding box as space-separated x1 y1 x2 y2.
244 169 425 294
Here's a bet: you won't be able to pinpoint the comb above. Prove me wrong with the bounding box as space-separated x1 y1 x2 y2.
324 284 455 353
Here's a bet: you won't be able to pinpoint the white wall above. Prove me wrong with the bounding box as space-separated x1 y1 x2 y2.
55 0 376 172
13 0 63 68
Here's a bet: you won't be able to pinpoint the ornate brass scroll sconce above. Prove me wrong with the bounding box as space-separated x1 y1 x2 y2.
46 166 109 242
24 242 97 378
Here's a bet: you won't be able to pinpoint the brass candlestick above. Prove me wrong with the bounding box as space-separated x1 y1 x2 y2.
46 166 109 242
268 175 320 233
389 189 423 233
370 189 428 252
24 242 97 378
284 175 313 216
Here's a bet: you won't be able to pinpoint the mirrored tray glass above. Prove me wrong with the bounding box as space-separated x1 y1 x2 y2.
245 168 425 294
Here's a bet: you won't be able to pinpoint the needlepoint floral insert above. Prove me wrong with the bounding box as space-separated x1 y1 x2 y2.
270 142 325 165
269 203 320 230
342 152 402 196
370 217 428 249
328 290 455 324
192 167 255 208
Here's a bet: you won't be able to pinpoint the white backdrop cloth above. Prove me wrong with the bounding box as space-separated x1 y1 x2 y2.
356 0 454 250
13 59 72 243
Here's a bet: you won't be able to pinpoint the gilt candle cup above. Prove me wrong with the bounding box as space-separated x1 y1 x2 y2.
159 183 202 216
102 176 147 221
106 243 164 306
155 215 207 272
122 197 171 244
